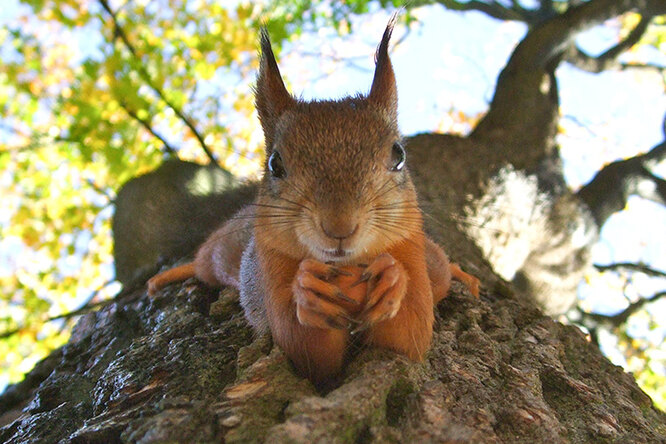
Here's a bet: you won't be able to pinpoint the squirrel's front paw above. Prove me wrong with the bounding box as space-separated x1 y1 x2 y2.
293 259 362 330
352 253 408 333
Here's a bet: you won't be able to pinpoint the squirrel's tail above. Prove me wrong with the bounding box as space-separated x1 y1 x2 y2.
147 263 196 295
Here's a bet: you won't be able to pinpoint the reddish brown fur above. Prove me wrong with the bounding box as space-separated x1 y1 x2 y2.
257 249 350 382
193 206 253 288
146 21 480 386
364 232 432 361
425 237 453 304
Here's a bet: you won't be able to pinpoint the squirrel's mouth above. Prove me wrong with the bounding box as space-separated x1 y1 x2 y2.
321 247 352 261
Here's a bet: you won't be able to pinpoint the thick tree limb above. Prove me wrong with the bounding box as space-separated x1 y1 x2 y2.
564 14 656 73
3 260 666 441
97 0 218 165
471 0 666 155
431 0 527 22
510 0 665 72
577 139 666 225
410 0 560 25
420 1 665 74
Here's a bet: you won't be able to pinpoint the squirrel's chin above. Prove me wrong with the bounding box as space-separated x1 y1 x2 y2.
314 247 356 263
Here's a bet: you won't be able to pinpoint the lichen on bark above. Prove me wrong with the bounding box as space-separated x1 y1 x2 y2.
1 254 664 443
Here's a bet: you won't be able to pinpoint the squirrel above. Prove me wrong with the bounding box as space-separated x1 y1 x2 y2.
147 20 480 386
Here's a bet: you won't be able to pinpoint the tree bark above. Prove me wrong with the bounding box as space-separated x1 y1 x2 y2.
0 132 663 442
1 225 664 442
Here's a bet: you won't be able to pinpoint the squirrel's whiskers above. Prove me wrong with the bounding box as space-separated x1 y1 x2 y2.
147 17 480 387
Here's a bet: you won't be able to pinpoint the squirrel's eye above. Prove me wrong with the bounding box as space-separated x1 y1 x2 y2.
268 150 286 178
390 142 406 172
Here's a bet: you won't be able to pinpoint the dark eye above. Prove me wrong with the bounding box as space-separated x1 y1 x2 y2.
268 150 286 178
390 142 406 172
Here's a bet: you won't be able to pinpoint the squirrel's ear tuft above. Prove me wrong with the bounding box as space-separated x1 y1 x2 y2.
368 14 398 122
256 28 295 148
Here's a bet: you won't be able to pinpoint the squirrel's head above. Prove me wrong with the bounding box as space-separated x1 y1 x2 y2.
254 17 422 263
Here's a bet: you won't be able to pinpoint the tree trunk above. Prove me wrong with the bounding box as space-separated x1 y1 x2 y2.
1 221 664 442
0 129 664 440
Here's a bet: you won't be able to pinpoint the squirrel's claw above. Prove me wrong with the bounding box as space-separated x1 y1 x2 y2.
350 271 372 288
326 264 354 277
301 258 352 280
295 289 354 330
350 320 371 335
294 258 361 330
334 290 361 306
354 253 408 329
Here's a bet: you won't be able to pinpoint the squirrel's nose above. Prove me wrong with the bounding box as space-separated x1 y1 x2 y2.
320 220 359 240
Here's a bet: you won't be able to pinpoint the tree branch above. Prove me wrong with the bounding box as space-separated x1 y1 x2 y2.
564 14 654 73
434 0 528 22
97 0 218 165
85 178 114 202
0 121 31 140
0 283 116 340
411 0 563 26
577 290 666 328
118 101 178 155
518 0 665 72
620 61 666 72
471 0 666 153
405 0 547 25
577 139 666 225
595 262 666 278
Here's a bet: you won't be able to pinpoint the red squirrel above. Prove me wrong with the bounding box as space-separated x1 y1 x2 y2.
148 20 480 385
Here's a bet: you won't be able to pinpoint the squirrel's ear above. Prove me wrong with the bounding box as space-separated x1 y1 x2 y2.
256 28 295 147
368 15 398 123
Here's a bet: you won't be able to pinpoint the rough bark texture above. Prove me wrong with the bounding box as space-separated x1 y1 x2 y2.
408 133 597 315
1 135 664 440
1 228 665 442
0 130 664 441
